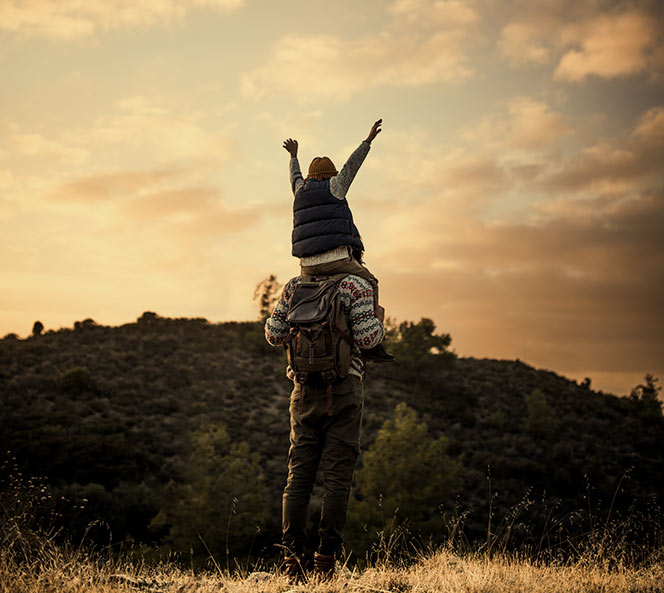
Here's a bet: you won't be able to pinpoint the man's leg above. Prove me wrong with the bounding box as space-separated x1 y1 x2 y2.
282 384 323 556
317 375 364 557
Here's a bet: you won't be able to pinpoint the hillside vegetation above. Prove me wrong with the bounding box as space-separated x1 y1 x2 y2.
1 313 663 564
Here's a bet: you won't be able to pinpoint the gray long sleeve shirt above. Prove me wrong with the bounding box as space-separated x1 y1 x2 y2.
289 141 371 199
290 141 371 265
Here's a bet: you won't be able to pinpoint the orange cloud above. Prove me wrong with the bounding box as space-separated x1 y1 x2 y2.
350 102 664 393
242 0 478 102
10 133 89 166
376 188 664 387
0 0 245 39
555 11 659 81
50 168 180 203
87 97 236 163
460 96 570 153
120 186 258 235
542 106 664 195
499 22 551 64
49 167 261 241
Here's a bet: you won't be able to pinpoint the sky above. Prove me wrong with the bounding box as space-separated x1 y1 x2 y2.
1 0 662 396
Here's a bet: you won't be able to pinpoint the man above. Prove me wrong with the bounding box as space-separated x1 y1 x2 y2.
265 273 385 581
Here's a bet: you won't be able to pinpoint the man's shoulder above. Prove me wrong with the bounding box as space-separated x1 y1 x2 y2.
339 274 373 300
290 273 372 298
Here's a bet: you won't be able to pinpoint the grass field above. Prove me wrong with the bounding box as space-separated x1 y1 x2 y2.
2 542 663 593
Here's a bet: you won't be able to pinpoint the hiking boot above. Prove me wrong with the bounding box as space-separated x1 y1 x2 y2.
363 343 396 363
283 555 305 585
313 552 336 581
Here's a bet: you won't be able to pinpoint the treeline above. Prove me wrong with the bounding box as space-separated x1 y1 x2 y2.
1 313 663 564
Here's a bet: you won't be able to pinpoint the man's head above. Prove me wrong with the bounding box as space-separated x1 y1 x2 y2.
307 157 338 180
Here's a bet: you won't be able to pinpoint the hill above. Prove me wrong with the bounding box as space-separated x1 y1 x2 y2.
1 313 663 560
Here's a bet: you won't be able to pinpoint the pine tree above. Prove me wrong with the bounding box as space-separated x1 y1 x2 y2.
151 423 267 559
522 388 557 437
346 403 462 552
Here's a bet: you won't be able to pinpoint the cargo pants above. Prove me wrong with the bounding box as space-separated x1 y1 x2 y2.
282 374 364 557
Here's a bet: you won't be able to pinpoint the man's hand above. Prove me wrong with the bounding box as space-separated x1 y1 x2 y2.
283 138 298 158
365 119 382 144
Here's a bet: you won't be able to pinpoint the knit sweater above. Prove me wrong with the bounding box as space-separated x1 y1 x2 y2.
264 274 385 380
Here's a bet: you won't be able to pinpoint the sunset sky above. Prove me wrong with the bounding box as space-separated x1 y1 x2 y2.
1 0 662 395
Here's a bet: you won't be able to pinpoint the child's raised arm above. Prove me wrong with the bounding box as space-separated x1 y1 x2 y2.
330 118 382 200
284 138 304 196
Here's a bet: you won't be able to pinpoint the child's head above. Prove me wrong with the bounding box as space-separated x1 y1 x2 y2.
307 156 338 180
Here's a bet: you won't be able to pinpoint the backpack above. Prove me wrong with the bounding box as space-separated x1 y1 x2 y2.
284 273 353 415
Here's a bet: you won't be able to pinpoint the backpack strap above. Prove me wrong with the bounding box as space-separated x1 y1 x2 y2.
321 370 337 416
305 272 349 284
295 372 308 414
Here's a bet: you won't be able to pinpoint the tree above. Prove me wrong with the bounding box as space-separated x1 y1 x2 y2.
151 423 267 560
31 321 44 337
346 403 462 552
523 388 557 438
385 318 455 377
253 275 282 322
630 374 662 417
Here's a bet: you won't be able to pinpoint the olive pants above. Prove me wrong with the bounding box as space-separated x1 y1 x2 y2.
282 374 364 556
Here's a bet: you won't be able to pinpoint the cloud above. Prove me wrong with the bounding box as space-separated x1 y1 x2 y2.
0 0 245 39
119 186 257 235
631 106 664 145
375 187 663 386
555 11 659 81
49 167 260 237
87 96 235 163
50 168 181 203
499 22 551 64
242 0 478 102
460 96 570 154
388 0 478 28
542 105 664 195
354 102 664 392
496 3 663 81
10 133 89 165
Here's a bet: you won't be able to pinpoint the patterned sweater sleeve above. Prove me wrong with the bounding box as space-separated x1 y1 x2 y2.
264 278 297 346
341 276 385 349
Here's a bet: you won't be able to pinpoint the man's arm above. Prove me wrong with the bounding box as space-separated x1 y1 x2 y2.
346 277 385 349
265 278 298 346
330 119 382 200
283 138 304 195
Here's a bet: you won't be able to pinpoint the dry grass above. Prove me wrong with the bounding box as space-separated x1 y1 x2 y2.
2 543 663 593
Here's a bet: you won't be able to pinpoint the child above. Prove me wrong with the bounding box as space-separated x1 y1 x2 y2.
283 119 394 363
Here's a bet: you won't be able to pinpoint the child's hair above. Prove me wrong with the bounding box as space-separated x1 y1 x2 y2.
352 248 364 264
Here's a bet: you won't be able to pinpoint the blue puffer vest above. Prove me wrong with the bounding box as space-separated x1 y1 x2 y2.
292 179 364 258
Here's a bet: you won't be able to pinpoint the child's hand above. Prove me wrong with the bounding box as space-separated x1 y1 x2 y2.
365 119 382 143
283 138 298 157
